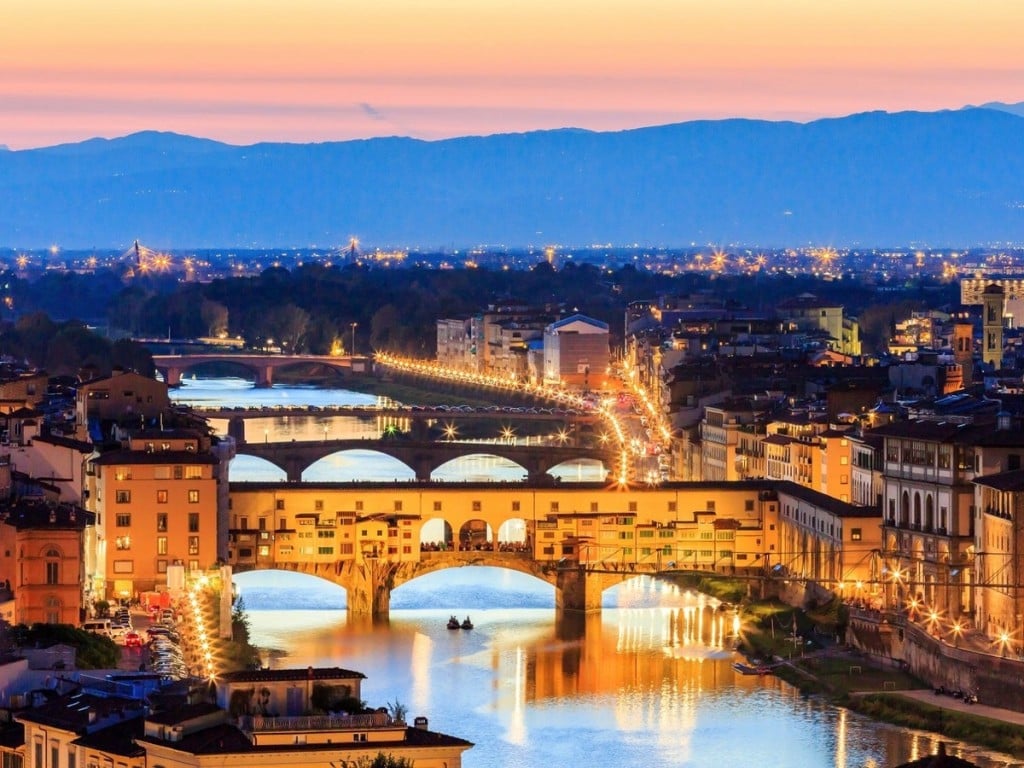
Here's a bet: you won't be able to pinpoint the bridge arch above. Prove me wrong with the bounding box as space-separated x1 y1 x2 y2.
229 454 287 482
432 453 529 482
302 449 416 482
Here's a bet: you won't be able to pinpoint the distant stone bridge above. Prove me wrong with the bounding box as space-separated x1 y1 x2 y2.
152 353 366 387
237 438 615 481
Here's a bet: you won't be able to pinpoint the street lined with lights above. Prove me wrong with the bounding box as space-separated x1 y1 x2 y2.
374 352 665 485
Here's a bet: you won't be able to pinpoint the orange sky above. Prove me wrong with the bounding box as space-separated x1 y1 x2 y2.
2 0 1023 149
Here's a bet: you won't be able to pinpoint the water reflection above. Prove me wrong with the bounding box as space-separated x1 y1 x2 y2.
240 574 1020 768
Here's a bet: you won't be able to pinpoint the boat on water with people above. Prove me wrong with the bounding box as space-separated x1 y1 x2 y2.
446 615 474 630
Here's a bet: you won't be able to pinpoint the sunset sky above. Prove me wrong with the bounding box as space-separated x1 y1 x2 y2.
3 0 1023 149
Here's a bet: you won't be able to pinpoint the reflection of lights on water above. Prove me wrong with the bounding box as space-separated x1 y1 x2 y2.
504 646 527 745
410 631 433 716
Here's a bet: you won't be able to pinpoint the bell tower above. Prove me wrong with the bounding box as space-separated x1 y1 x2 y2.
982 284 1005 368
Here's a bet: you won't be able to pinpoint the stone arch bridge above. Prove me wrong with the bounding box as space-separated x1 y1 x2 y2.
232 551 748 617
237 438 616 481
152 353 364 387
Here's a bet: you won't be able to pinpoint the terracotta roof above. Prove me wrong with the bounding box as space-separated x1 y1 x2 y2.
974 469 1024 493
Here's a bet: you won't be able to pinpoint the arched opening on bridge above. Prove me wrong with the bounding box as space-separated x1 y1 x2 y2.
607 576 734 647
233 568 347 610
420 518 454 551
496 518 531 552
303 449 416 482
549 458 608 483
392 566 555 610
431 454 529 482
457 520 494 551
272 361 348 385
177 361 260 383
230 455 287 482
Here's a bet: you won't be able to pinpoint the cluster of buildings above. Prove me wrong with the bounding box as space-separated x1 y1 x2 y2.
437 301 611 390
625 280 1024 643
0 664 471 768
1 366 233 626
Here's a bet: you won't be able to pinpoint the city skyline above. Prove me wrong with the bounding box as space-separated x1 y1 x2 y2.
4 0 1024 150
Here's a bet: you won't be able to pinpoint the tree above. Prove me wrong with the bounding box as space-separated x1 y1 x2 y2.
355 754 414 768
200 298 229 337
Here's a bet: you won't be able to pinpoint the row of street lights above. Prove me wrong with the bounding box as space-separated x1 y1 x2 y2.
375 353 634 483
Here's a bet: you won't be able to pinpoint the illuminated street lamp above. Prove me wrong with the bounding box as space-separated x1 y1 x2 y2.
443 423 458 441
951 620 964 647
999 630 1012 657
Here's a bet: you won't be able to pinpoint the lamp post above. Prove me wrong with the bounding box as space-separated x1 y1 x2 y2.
350 322 358 357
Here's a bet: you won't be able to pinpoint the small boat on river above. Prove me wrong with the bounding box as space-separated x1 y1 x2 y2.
446 616 460 630
461 616 474 630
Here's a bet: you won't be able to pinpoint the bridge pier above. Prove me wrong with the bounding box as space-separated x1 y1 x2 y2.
255 365 273 388
347 556 395 619
555 567 606 612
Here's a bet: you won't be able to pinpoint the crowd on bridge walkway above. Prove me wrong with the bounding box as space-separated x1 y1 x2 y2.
420 541 532 553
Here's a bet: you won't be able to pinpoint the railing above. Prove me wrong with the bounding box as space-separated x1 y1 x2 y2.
238 712 393 732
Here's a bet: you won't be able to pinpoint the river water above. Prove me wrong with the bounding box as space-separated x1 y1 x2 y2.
174 379 1021 768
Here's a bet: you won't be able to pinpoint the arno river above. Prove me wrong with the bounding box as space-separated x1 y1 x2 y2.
173 379 1020 768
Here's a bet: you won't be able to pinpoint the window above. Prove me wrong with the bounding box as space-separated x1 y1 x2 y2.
157 513 168 532
185 466 203 479
188 490 200 504
115 513 131 527
706 501 716 512
189 560 200 571
116 535 131 550
433 501 442 511
315 499 324 511
318 546 334 555
744 500 754 511
851 528 862 542
511 501 520 512
157 559 168 573
628 501 637 512
550 502 559 513
188 513 200 532
276 499 285 510
157 489 168 504
155 466 171 479
46 561 58 585
113 560 133 573
393 500 403 512
157 537 168 555
668 501 677 513
258 545 270 557
188 536 199 555
115 490 131 503
355 501 364 511
472 500 482 512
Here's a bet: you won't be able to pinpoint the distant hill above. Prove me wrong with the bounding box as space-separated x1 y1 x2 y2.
2 109 1024 248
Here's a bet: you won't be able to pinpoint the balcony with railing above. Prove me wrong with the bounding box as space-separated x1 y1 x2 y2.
237 712 393 733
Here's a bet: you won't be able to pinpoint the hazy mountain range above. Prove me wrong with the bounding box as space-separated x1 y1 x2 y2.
2 107 1023 249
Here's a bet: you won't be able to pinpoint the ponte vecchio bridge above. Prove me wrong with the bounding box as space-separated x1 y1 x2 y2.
227 480 794 617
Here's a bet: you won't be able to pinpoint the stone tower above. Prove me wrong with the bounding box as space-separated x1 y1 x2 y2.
982 284 1005 368
952 322 974 387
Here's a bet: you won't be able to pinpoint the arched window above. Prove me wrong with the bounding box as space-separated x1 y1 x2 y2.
900 491 910 527
925 496 934 532
913 493 922 528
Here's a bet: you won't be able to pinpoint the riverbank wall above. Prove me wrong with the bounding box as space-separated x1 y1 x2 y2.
846 607 1024 710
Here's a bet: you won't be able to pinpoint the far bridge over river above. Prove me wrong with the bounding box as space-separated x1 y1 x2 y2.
239 437 615 482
